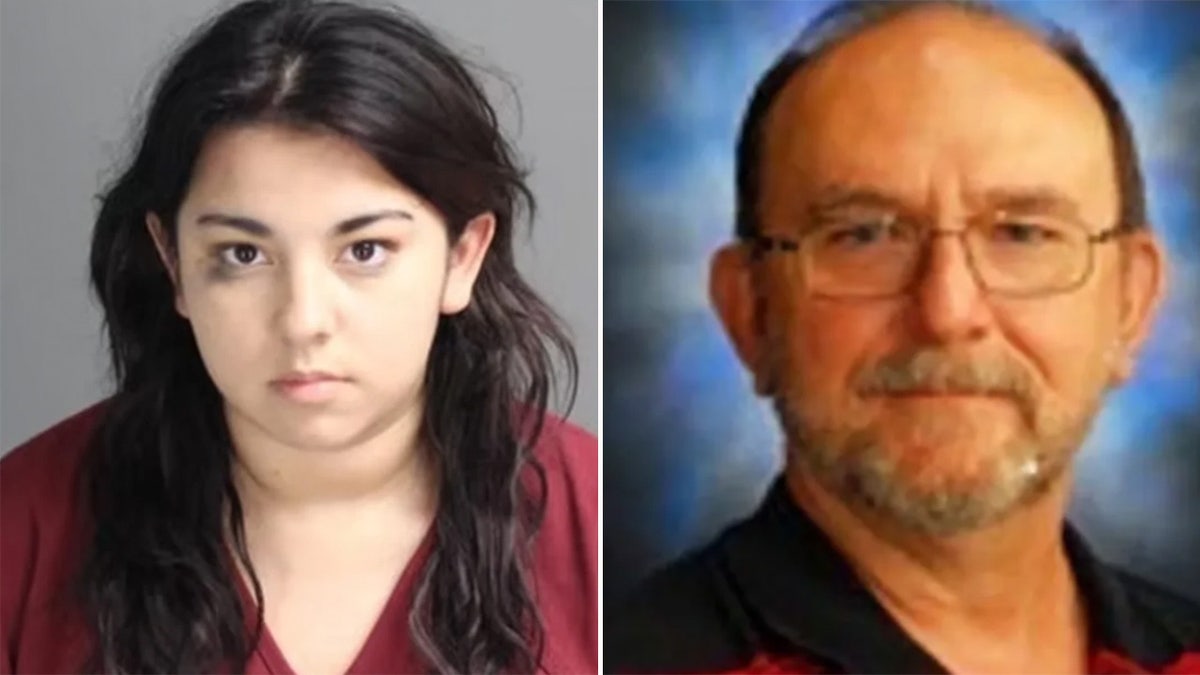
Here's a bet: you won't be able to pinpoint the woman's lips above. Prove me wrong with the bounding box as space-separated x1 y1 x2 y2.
270 373 350 403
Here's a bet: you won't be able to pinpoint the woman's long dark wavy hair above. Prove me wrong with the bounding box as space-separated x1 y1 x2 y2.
78 1 578 672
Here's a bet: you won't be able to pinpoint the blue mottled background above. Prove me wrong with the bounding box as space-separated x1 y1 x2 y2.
604 0 1200 605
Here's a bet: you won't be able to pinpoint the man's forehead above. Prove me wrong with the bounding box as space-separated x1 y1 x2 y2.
758 5 1118 221
777 6 1099 108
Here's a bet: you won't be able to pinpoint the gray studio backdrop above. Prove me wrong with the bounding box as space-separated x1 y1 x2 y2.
0 0 598 453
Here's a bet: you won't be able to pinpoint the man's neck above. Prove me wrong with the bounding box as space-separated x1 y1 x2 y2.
786 465 1089 674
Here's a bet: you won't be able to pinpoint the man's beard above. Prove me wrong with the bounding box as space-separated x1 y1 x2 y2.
772 345 1104 536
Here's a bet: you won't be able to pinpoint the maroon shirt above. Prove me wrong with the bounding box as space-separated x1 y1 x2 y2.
1 402 597 674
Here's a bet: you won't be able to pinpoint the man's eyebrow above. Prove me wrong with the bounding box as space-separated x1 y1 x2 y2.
806 185 907 217
978 187 1083 219
194 209 414 236
804 185 1085 221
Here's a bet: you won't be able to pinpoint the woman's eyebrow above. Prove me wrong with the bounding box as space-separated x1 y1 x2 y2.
194 209 414 237
333 209 414 234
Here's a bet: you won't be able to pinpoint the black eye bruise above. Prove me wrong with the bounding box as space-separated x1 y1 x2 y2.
205 258 236 282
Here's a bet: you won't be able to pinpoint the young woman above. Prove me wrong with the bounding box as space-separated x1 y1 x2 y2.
0 1 597 673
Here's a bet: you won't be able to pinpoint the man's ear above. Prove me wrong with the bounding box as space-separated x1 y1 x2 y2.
711 242 773 395
1110 230 1166 384
441 212 496 314
145 213 189 318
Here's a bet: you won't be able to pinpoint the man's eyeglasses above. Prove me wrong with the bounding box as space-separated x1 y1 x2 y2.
748 210 1135 299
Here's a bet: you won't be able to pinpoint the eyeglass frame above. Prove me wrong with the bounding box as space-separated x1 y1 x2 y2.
745 216 1139 300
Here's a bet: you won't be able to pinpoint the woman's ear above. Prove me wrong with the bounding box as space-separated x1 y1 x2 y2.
441 212 497 315
145 213 189 318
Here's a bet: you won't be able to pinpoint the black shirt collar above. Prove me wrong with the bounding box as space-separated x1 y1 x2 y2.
719 477 1187 672
1063 523 1185 667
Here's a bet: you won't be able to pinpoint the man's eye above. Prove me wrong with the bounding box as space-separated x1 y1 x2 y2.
822 221 904 248
992 222 1063 244
831 224 882 245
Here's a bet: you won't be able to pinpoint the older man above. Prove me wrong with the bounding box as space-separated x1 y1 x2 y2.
607 2 1199 674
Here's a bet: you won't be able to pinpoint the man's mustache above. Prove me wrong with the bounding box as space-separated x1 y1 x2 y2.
856 347 1036 404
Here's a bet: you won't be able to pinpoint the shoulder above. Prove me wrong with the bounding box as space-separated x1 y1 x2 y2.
530 413 597 486
609 547 736 639
606 541 756 674
1 401 107 522
528 412 597 531
524 412 596 553
1115 569 1200 645
2 401 108 673
526 414 597 571
525 414 598 673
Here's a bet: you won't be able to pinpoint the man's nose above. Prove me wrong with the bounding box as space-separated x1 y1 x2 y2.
909 232 996 345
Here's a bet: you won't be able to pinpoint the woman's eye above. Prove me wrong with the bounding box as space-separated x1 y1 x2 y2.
218 243 266 267
339 240 393 268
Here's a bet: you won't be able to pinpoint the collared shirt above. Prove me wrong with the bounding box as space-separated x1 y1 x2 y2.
607 478 1200 674
2 401 598 674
